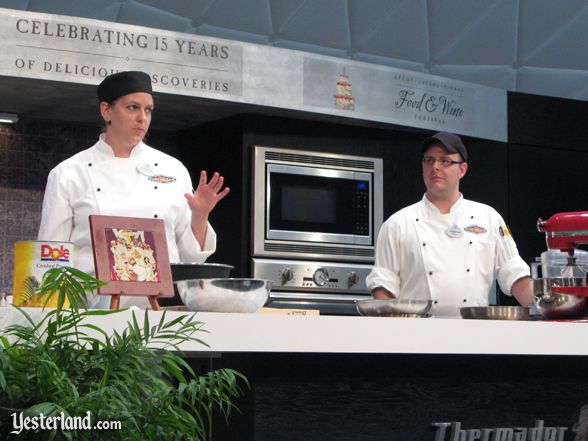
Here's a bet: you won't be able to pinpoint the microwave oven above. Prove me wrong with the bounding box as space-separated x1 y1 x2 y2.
252 146 383 262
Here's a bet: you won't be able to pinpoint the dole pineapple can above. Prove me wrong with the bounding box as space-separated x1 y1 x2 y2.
13 241 74 307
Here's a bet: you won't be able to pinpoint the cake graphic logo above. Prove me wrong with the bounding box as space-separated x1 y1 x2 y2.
334 68 355 111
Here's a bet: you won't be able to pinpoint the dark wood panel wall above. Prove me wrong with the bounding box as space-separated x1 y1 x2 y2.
508 92 588 266
176 92 588 289
208 353 588 441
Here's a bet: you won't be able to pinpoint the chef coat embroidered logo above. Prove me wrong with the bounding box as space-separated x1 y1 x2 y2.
464 225 487 234
499 225 511 237
148 175 176 184
446 224 463 238
136 164 176 183
136 164 154 176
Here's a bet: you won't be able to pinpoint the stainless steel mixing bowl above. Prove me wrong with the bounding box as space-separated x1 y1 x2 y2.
356 299 432 317
175 278 270 313
161 263 235 307
460 306 529 320
532 277 588 320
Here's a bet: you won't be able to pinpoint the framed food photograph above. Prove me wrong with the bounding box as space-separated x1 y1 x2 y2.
89 215 173 309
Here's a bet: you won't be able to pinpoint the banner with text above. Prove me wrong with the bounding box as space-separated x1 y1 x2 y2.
0 9 506 142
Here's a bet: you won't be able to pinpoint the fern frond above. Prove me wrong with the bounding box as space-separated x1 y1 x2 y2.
19 276 40 304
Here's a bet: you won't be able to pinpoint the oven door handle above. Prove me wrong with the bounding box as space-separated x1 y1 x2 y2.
269 292 371 303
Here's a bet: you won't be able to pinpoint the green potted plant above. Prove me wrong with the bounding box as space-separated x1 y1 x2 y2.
0 267 247 440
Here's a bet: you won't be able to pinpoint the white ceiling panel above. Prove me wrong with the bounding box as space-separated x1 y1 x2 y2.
275 39 349 59
1 0 28 9
27 0 118 17
353 0 428 61
204 0 273 34
431 65 517 90
2 0 588 101
354 52 426 72
136 0 217 21
196 24 270 44
574 85 588 101
348 0 413 46
429 0 517 65
274 0 350 49
517 0 588 63
517 67 588 100
268 0 308 34
519 7 588 70
117 1 192 32
93 3 122 22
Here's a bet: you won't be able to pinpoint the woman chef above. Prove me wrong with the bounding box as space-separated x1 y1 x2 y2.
38 71 229 308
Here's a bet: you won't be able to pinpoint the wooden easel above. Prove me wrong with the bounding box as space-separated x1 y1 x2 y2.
109 293 161 311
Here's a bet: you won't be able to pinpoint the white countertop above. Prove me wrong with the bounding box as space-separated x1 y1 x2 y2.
2 307 588 356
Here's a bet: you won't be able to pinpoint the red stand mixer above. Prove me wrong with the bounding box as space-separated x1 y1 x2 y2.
537 211 588 297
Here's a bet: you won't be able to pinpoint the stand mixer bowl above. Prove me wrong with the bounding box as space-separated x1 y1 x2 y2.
532 277 588 320
535 211 588 319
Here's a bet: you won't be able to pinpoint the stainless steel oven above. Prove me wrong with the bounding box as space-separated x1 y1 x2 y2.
252 257 374 315
251 146 384 314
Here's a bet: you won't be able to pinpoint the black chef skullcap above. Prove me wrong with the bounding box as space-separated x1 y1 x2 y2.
97 71 152 103
421 131 468 162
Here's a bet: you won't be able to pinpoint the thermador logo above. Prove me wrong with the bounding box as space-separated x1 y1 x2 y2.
432 420 567 441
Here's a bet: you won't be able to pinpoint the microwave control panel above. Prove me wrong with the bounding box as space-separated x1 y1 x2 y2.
354 183 370 235
252 258 372 294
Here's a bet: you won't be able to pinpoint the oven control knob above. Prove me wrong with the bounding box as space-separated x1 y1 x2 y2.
347 271 360 287
313 268 329 286
280 267 293 284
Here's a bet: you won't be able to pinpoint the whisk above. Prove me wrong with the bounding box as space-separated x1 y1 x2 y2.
560 256 586 278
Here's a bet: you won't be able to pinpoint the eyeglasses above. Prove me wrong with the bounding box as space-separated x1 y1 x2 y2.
422 156 464 168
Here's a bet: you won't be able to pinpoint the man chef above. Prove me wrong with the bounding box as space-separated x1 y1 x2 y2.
38 71 229 308
366 132 533 316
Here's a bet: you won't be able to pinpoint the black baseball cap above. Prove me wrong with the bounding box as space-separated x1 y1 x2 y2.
97 71 152 103
421 131 468 162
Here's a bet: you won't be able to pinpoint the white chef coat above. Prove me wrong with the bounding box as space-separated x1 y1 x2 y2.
366 195 529 317
38 135 216 308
